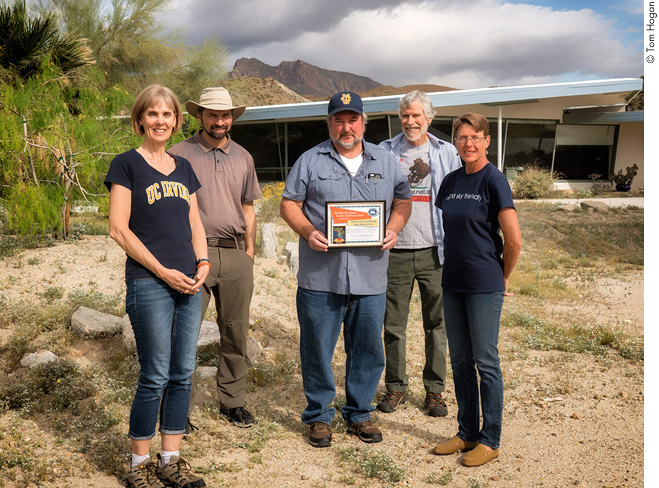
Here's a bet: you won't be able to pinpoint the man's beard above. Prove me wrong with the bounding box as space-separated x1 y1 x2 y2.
332 132 363 150
403 121 428 142
203 124 229 140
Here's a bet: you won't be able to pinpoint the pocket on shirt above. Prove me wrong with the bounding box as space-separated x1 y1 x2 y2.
313 171 341 199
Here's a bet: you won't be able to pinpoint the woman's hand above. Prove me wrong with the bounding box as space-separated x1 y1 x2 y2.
159 268 198 294
191 265 210 294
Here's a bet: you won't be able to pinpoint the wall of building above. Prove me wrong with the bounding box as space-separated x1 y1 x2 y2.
613 121 644 190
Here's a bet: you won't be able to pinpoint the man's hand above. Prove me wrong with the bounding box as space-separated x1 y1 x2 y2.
381 229 398 250
307 229 329 252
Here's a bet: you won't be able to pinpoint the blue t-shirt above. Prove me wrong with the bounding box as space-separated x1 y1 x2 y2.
435 163 515 293
104 149 201 279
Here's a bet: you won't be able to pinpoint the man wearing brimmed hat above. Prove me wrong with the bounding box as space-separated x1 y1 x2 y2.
169 87 261 428
280 91 412 448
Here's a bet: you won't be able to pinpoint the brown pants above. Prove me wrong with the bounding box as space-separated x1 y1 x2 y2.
189 245 254 414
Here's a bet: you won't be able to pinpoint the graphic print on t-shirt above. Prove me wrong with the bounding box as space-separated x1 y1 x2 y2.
145 180 191 205
407 157 431 186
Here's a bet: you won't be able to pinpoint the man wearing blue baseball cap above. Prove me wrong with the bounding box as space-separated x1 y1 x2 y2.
280 91 412 448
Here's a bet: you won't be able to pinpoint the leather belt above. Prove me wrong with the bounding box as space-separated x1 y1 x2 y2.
207 235 244 248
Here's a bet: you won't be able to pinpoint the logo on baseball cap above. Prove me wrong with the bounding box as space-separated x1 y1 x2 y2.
328 91 364 116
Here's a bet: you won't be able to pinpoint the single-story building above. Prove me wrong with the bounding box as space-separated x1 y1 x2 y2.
230 78 644 191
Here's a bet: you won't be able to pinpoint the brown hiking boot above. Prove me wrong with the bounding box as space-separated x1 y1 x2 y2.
155 455 206 488
308 422 332 448
125 461 166 488
376 390 407 413
347 420 383 443
425 392 448 417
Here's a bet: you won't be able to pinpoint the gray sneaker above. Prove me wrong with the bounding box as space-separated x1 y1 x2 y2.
125 461 166 488
155 455 206 488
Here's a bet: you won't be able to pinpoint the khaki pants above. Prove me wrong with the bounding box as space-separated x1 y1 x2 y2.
189 245 254 414
383 247 447 393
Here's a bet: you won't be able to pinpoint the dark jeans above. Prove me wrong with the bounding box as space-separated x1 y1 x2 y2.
383 247 446 393
443 289 504 449
297 288 386 425
126 277 202 440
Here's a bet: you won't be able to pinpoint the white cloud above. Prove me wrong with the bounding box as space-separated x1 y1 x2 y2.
166 0 642 89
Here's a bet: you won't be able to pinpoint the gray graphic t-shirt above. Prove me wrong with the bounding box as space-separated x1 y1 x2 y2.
396 139 435 249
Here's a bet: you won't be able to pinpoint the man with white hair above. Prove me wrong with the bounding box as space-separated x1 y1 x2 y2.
377 90 462 417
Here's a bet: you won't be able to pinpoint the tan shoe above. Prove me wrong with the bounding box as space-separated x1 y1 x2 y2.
462 444 499 466
432 435 478 455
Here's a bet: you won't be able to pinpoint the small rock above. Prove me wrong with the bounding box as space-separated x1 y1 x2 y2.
21 350 59 368
553 205 578 212
571 413 582 420
288 249 299 276
301 474 310 480
284 241 298 258
71 306 122 338
260 223 277 259
491 476 500 481
246 336 263 365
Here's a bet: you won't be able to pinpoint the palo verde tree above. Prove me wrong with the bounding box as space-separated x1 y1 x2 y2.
35 0 229 101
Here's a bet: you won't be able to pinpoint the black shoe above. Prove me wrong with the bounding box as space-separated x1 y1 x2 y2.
376 390 407 413
346 420 382 443
308 422 332 448
182 417 198 440
425 392 448 417
220 406 255 428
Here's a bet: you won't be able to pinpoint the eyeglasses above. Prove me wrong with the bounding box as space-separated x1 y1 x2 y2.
455 135 487 144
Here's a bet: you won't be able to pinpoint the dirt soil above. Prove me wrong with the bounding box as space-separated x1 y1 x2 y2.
0 235 644 488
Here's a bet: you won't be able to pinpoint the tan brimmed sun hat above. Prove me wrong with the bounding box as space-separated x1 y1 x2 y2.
185 87 246 120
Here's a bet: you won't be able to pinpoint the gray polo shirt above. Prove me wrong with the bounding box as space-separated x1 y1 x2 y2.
169 132 261 239
283 139 412 296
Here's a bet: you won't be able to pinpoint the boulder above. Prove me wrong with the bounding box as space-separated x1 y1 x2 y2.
197 320 221 347
21 350 58 369
71 306 122 338
260 223 278 259
196 366 218 380
580 201 609 212
122 314 135 351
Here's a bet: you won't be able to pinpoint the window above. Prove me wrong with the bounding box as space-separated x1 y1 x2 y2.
504 120 556 171
231 123 284 181
553 125 616 179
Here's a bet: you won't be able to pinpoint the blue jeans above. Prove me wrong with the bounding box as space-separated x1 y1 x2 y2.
443 289 504 449
126 277 202 440
297 288 386 426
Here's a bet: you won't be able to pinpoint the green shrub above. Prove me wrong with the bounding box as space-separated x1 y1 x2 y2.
513 165 559 199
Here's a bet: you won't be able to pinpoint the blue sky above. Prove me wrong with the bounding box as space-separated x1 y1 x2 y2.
162 0 643 89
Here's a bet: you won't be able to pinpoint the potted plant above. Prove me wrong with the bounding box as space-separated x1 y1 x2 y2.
609 164 638 192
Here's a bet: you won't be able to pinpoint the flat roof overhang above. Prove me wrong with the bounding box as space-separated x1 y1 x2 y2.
235 78 643 124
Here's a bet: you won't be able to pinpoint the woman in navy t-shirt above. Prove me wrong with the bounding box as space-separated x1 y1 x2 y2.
433 113 522 467
105 85 208 488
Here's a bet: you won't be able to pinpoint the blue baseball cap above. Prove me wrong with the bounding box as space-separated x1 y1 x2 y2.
328 91 364 116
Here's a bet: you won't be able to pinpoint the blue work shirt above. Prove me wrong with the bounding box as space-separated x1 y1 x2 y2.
379 132 461 262
283 139 412 295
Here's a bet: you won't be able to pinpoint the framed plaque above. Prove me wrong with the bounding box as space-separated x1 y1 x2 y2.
325 201 386 247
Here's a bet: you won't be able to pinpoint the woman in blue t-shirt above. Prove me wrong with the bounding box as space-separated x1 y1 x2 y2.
105 85 209 488
432 113 522 467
